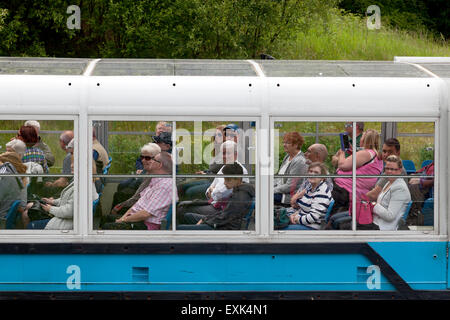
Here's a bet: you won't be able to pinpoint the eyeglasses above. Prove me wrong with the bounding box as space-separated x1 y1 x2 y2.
344 124 353 128
140 155 160 163
384 167 400 172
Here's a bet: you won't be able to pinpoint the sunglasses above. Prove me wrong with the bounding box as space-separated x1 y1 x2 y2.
140 155 160 163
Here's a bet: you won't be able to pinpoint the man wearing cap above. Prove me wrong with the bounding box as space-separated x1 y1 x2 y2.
223 123 240 143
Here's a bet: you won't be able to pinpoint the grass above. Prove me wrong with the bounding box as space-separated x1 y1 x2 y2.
275 9 450 60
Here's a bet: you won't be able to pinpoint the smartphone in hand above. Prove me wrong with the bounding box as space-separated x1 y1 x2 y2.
339 133 350 151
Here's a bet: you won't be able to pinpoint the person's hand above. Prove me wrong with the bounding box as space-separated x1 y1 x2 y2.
196 219 203 225
42 197 54 205
41 203 52 212
136 169 143 174
111 203 123 215
409 178 420 185
44 181 53 187
116 211 132 223
289 214 297 224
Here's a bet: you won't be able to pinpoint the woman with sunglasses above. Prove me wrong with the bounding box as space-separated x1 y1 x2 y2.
109 143 161 217
372 155 411 231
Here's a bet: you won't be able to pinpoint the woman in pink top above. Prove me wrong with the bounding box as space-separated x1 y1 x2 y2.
330 129 383 217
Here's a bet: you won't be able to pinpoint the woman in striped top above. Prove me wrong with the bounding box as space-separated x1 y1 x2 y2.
287 162 333 230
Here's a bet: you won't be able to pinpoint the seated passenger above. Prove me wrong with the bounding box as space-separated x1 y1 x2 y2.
177 141 248 221
286 162 333 230
102 151 176 230
274 132 307 205
109 143 161 215
179 125 226 200
372 155 411 231
6 139 42 187
290 143 331 208
135 121 172 174
330 129 383 217
407 160 434 225
25 154 75 230
42 131 74 197
366 138 407 201
0 152 27 228
24 120 55 168
177 163 255 230
93 130 110 173
16 125 49 173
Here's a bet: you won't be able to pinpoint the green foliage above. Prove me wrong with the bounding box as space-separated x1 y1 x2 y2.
0 0 337 58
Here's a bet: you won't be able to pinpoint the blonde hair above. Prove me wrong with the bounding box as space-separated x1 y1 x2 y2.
362 129 380 156
385 155 403 169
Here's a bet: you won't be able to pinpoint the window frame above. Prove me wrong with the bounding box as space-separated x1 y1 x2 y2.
88 116 260 238
0 115 78 237
270 116 440 238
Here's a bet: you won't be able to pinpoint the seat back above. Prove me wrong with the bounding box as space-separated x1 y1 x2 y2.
421 160 433 169
422 197 434 226
324 199 335 223
6 200 22 229
160 204 173 230
402 160 416 174
243 199 256 230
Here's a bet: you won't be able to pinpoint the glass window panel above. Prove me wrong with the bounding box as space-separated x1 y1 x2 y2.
355 121 435 232
94 120 173 231
176 120 256 231
0 119 75 230
273 121 340 231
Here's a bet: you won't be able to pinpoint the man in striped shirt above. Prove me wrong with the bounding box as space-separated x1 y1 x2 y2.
103 151 176 230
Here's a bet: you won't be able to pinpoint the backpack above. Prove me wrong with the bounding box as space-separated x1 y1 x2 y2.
274 206 290 230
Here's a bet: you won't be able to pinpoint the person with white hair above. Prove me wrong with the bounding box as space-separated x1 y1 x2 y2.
24 120 55 168
177 140 249 221
6 139 27 158
108 143 162 217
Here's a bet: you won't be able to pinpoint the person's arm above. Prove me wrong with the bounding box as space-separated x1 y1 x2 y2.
337 149 372 171
366 185 382 201
373 184 410 222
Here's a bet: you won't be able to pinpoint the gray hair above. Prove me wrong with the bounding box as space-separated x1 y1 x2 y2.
157 151 173 173
6 139 26 157
60 131 74 146
24 120 40 131
140 143 161 156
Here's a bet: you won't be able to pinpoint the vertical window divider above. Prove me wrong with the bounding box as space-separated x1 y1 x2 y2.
172 121 177 232
352 122 357 231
